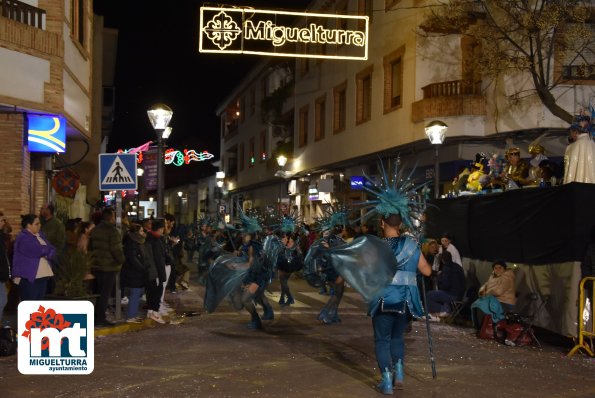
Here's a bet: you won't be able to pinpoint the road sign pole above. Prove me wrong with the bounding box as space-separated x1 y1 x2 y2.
115 191 122 321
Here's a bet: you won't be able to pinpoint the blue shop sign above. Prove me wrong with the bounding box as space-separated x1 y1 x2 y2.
27 114 66 153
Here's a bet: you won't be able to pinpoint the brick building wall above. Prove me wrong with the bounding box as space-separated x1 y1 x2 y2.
0 113 31 236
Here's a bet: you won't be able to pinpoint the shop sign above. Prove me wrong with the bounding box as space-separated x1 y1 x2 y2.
27 114 66 153
199 7 369 60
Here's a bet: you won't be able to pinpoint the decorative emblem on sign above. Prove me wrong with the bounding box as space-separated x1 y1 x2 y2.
203 11 242 50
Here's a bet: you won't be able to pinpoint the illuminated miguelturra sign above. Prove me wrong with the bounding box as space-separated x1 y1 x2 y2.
199 7 369 60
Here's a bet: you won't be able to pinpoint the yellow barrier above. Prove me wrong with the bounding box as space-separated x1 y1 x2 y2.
568 277 595 357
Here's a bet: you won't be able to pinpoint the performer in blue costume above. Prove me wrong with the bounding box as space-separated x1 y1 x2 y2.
323 160 432 394
203 210 274 330
304 204 349 324
237 211 274 330
271 214 302 306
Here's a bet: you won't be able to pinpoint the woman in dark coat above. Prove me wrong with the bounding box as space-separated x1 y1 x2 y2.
121 224 151 323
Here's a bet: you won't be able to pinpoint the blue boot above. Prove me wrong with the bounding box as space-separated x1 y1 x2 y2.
262 306 274 321
317 307 329 321
278 295 286 306
286 295 295 305
393 359 404 390
246 314 263 330
376 368 393 395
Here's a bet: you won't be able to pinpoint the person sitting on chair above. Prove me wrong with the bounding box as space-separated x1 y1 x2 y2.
472 260 516 330
426 251 466 321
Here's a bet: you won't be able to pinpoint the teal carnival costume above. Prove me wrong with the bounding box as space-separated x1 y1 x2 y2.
322 159 435 394
303 203 349 324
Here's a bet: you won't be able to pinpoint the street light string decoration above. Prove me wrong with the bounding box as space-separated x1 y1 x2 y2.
117 144 214 166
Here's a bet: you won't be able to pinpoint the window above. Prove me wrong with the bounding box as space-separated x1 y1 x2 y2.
249 88 256 116
239 142 245 172
385 0 402 11
260 130 267 162
358 0 373 29
249 137 255 167
71 0 86 49
333 82 347 134
299 105 309 147
336 0 348 31
315 95 326 141
556 23 595 83
384 46 405 113
356 66 373 124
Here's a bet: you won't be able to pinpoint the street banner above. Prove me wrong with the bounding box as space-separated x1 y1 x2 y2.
143 149 158 191
199 6 369 60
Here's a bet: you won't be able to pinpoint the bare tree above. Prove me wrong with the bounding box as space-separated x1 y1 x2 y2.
421 0 594 123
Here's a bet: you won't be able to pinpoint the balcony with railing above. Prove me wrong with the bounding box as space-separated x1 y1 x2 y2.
411 79 486 122
0 0 45 29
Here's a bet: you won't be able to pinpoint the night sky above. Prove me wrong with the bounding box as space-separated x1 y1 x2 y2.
93 0 312 186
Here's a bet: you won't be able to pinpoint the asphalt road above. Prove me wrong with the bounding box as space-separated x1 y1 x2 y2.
2 274 595 398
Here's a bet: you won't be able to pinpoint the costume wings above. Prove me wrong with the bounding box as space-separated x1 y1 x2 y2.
203 253 250 313
204 236 281 313
311 235 398 302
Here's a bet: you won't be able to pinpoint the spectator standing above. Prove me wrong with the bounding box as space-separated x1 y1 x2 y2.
564 122 595 184
12 215 56 301
163 213 180 296
39 203 65 256
89 208 125 327
121 224 150 323
145 220 168 323
426 251 466 320
76 221 95 288
0 216 11 324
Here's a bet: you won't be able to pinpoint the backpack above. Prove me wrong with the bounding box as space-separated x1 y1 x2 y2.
0 326 17 356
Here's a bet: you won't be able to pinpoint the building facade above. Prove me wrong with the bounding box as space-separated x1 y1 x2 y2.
217 0 593 223
0 0 97 227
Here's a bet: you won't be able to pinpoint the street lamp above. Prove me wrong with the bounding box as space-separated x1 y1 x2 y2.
425 120 448 199
177 191 183 224
215 171 226 217
276 155 288 169
147 103 173 218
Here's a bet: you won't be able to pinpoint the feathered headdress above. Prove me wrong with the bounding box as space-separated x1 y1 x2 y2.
357 158 428 235
314 202 349 232
238 208 263 234
269 208 301 234
197 214 211 227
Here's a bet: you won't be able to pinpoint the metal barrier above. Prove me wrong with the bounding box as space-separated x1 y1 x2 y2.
568 277 595 357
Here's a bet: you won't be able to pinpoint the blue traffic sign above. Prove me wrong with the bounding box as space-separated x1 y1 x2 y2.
99 153 137 191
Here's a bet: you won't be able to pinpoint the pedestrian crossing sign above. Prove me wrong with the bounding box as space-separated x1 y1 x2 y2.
99 153 137 191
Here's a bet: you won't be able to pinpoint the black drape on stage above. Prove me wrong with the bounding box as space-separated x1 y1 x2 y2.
425 183 595 265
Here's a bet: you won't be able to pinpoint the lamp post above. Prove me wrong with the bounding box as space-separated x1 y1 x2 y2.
147 103 173 218
177 191 183 224
216 171 225 217
276 155 288 213
425 120 448 199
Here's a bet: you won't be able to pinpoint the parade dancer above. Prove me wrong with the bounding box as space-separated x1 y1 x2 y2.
304 204 348 324
277 231 303 306
195 216 213 285
323 160 433 393
237 211 274 329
